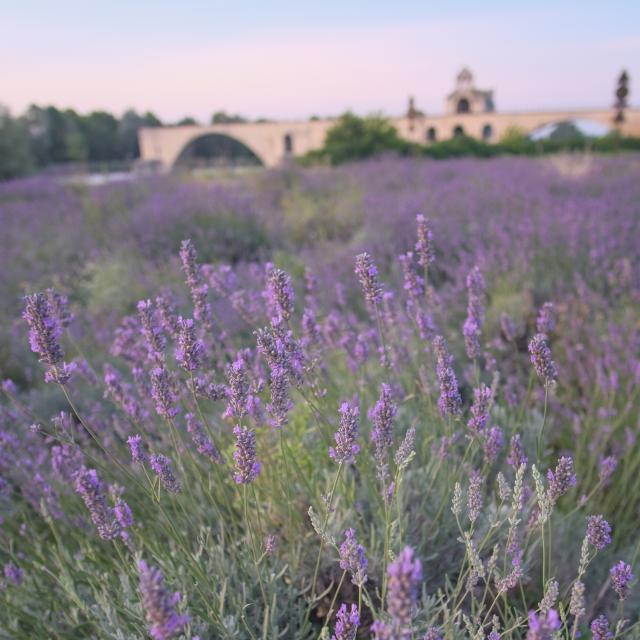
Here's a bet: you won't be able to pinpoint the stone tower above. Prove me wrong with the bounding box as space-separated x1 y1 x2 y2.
446 68 495 115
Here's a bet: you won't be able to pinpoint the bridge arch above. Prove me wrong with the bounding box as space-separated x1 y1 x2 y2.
169 129 267 168
173 132 264 168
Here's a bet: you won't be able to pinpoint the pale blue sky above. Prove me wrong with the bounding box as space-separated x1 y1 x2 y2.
2 1 638 121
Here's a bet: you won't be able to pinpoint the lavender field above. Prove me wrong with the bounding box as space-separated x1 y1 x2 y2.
1 154 640 639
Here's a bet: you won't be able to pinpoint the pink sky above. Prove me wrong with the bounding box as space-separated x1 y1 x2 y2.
3 5 639 121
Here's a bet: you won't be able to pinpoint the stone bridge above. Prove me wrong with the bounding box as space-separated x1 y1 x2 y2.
138 107 640 170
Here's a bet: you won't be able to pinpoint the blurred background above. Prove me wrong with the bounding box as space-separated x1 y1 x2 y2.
1 0 639 179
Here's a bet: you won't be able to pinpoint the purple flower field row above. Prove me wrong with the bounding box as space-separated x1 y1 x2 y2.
1 154 639 638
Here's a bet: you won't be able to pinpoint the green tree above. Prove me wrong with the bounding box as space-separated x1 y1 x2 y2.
0 106 33 179
318 112 408 164
80 111 119 162
117 109 162 160
614 70 629 124
176 116 198 125
210 111 247 124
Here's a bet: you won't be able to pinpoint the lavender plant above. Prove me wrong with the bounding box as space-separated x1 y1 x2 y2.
1 155 639 638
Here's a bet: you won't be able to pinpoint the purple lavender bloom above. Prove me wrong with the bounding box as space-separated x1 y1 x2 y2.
528 333 558 385
536 302 556 334
51 442 84 482
302 307 321 346
370 383 397 463
149 455 181 493
128 434 147 464
232 425 261 484
74 468 120 540
547 456 576 503
224 356 249 420
329 401 360 464
598 455 617 484
46 288 73 328
467 470 484 523
462 267 485 360
507 434 528 469
138 560 188 640
415 214 435 268
267 366 293 430
526 609 560 640
185 413 224 464
468 384 491 433
463 317 481 361
150 366 179 419
266 266 295 321
23 292 73 384
332 603 359 640
339 528 368 587
466 266 486 327
590 615 613 640
586 515 612 550
104 364 142 419
399 252 425 302
114 500 133 529
355 252 383 306
1 379 17 394
265 534 276 555
433 336 462 418
155 293 180 339
422 629 443 640
385 546 422 637
175 317 203 372
500 313 516 343
483 426 504 464
179 239 212 326
4 562 24 586
610 561 633 600
137 299 166 362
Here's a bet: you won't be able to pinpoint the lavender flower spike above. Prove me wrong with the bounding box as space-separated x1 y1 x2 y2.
185 413 224 464
138 560 189 640
74 468 120 540
339 528 368 587
266 266 295 321
23 292 73 384
547 456 576 503
385 546 422 637
4 562 24 586
232 425 261 484
127 434 147 464
175 317 203 372
610 561 633 600
590 615 613 640
355 252 383 306
586 515 612 550
150 366 179 419
149 455 181 493
468 384 491 433
370 383 397 462
331 603 359 640
179 239 212 326
463 266 486 360
526 609 560 639
329 401 360 464
528 333 558 385
137 299 166 362
415 214 435 268
536 302 556 334
433 336 462 418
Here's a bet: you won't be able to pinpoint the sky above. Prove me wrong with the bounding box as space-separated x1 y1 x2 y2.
2 0 639 122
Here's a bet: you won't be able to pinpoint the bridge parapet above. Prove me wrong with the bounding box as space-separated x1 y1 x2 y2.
138 108 640 170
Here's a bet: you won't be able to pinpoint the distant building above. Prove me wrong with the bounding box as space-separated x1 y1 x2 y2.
446 68 494 115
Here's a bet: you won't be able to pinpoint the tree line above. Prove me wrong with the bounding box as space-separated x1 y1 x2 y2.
0 105 253 180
